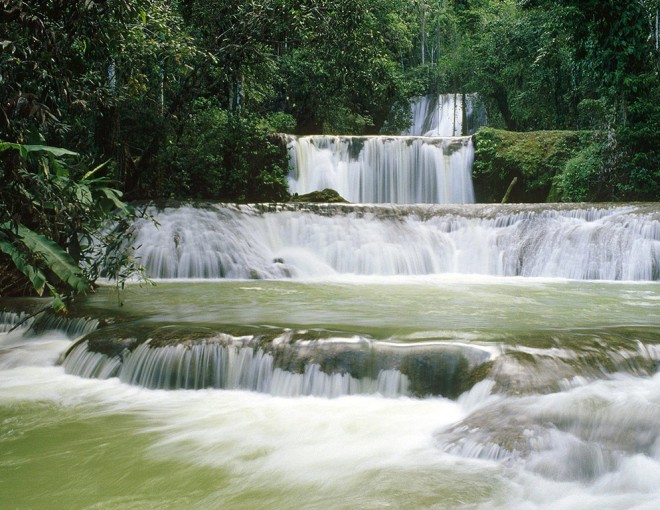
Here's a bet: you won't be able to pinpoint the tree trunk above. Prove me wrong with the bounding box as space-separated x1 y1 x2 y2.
229 73 245 113
492 85 517 131
420 2 426 65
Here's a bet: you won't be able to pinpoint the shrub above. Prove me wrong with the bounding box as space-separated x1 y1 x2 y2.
473 127 588 203
554 142 607 202
153 100 290 201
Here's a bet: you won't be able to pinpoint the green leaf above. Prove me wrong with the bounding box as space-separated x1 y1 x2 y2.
14 224 90 293
20 145 78 157
0 238 47 296
97 187 129 212
49 154 69 177
75 184 94 206
45 283 66 312
0 142 78 158
0 141 21 153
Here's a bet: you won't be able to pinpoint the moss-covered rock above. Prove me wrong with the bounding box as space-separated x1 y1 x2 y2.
473 127 598 203
290 188 349 203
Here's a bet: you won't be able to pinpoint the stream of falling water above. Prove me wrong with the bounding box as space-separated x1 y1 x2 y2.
129 203 660 281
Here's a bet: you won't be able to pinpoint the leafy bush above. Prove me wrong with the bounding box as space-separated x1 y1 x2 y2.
0 141 144 307
153 100 289 201
577 99 609 130
380 101 414 135
322 106 373 135
614 87 660 201
261 112 297 134
473 127 588 202
553 142 607 202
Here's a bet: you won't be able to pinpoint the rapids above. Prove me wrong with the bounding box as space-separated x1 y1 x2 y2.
129 203 660 281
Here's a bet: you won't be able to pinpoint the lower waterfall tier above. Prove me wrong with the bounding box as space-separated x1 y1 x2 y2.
61 329 488 398
129 203 660 281
60 323 660 398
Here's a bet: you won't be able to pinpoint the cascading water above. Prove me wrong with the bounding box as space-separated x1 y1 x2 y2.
404 93 485 137
286 93 482 204
61 324 492 398
286 135 475 204
130 203 660 281
63 340 412 398
0 311 29 333
3 196 660 507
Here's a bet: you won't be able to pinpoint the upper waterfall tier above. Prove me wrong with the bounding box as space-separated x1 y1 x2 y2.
286 135 475 204
129 203 660 281
404 93 485 137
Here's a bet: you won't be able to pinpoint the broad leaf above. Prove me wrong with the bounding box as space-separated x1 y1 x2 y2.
0 238 47 296
97 187 130 213
75 184 94 206
0 142 78 158
45 283 66 312
15 225 90 293
20 144 78 158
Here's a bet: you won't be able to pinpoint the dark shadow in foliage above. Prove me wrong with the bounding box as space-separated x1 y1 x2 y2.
148 100 290 202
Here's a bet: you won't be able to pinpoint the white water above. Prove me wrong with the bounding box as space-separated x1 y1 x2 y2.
404 93 485 137
131 204 660 281
63 339 411 398
286 135 475 204
3 198 660 507
0 311 29 333
285 93 484 204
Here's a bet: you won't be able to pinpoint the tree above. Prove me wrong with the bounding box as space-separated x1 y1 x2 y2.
1 1 139 149
281 0 415 133
0 1 156 302
521 0 660 200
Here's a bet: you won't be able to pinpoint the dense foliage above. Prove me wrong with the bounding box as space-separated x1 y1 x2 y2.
1 0 658 297
473 128 600 203
0 141 142 306
2 0 658 199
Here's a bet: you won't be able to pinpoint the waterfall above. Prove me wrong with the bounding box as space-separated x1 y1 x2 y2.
404 93 485 137
62 326 491 397
0 310 98 337
285 93 483 204
0 311 30 333
63 339 412 398
130 203 660 281
286 135 474 204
